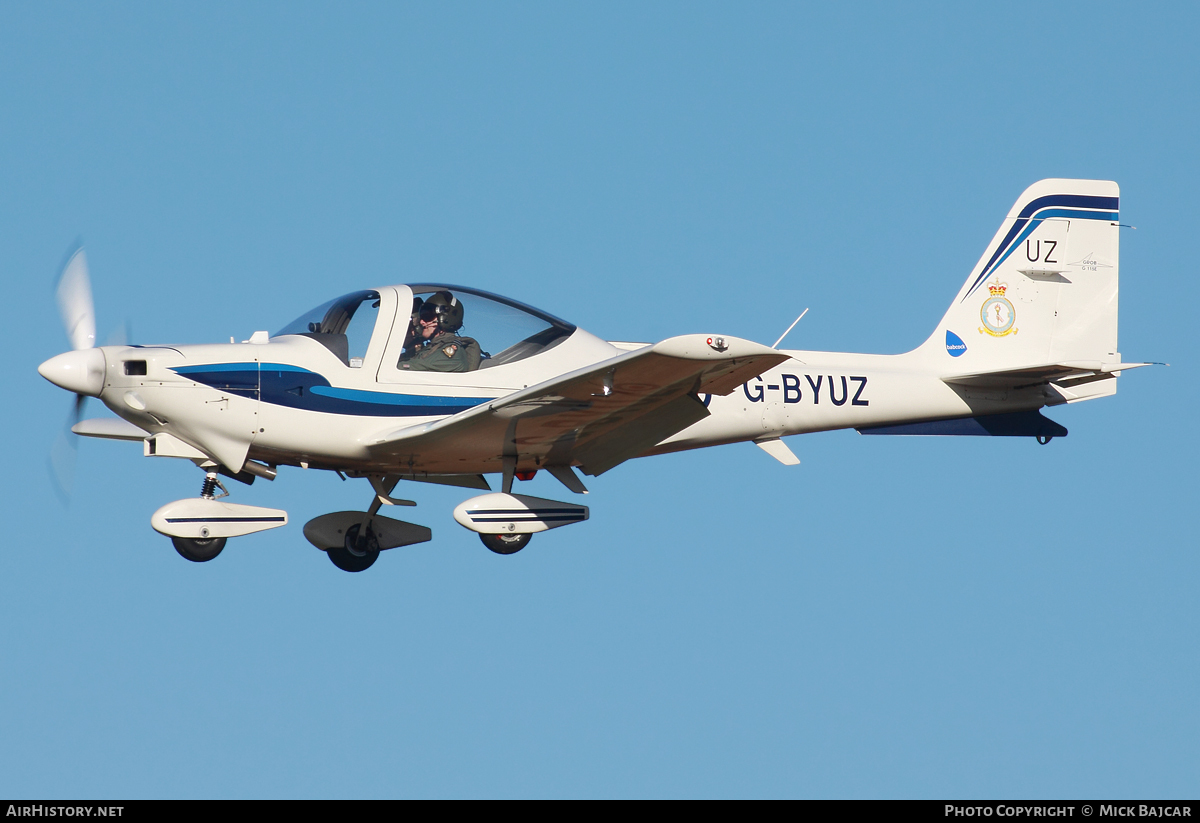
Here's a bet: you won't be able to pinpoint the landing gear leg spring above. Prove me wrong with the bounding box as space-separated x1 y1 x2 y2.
170 468 231 562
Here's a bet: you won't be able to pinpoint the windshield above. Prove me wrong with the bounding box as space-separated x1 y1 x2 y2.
276 290 381 367
407 285 575 369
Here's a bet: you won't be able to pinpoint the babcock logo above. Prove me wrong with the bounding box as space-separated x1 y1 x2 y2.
946 330 967 357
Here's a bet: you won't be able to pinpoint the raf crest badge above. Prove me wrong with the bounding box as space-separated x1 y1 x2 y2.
979 281 1017 337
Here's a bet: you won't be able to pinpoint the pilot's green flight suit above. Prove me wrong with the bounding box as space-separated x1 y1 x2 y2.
400 332 473 373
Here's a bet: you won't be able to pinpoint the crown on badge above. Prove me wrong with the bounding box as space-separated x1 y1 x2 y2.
988 281 1007 296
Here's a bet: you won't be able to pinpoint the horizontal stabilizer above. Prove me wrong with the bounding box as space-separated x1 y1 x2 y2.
943 361 1153 390
858 410 1067 439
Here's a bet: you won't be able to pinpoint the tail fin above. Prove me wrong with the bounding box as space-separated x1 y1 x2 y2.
922 179 1120 370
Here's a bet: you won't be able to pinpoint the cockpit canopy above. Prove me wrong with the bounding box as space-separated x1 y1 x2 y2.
275 285 577 370
276 290 381 367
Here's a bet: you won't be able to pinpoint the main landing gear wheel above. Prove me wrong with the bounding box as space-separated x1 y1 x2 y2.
172 536 227 563
327 523 379 572
480 532 531 555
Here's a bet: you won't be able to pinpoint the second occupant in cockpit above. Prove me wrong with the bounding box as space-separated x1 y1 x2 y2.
399 291 480 372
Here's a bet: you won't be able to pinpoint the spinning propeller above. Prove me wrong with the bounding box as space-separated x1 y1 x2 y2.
41 248 110 500
57 248 96 351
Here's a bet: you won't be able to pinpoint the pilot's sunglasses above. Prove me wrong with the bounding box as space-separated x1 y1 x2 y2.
418 305 440 321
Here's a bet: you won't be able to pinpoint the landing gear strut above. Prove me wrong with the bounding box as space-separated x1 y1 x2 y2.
152 463 288 562
304 476 432 572
171 468 230 563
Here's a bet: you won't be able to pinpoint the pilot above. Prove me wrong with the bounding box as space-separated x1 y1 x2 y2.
400 296 424 355
399 291 475 372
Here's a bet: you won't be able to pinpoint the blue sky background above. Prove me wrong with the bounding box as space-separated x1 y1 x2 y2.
3 2 1197 799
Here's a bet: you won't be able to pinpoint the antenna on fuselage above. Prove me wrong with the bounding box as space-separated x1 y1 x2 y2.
771 308 809 349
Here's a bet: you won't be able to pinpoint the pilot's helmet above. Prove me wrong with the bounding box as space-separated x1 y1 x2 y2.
419 290 464 332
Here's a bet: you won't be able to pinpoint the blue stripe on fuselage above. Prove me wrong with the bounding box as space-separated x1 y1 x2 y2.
171 362 493 417
171 362 261 396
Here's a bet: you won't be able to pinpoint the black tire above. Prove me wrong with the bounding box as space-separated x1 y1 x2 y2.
327 524 379 572
480 532 531 555
172 536 227 563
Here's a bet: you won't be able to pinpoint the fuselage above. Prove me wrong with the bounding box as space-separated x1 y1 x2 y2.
84 282 1052 476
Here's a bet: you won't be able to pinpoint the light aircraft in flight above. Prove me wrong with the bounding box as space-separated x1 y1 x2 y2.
39 179 1152 572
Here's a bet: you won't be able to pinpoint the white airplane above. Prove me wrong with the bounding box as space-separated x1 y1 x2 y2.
39 179 1153 572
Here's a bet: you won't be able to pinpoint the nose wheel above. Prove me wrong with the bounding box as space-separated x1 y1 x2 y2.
169 469 231 563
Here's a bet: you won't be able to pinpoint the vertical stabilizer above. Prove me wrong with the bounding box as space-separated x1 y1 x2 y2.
920 179 1120 371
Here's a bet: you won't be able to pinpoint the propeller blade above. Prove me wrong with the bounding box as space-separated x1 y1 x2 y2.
48 395 87 505
47 247 101 505
103 318 132 347
55 248 95 351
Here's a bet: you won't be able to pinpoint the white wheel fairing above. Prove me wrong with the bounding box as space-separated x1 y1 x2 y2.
453 493 588 535
151 498 287 539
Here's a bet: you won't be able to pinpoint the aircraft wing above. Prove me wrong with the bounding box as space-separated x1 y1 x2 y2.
364 334 789 477
942 360 1154 389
